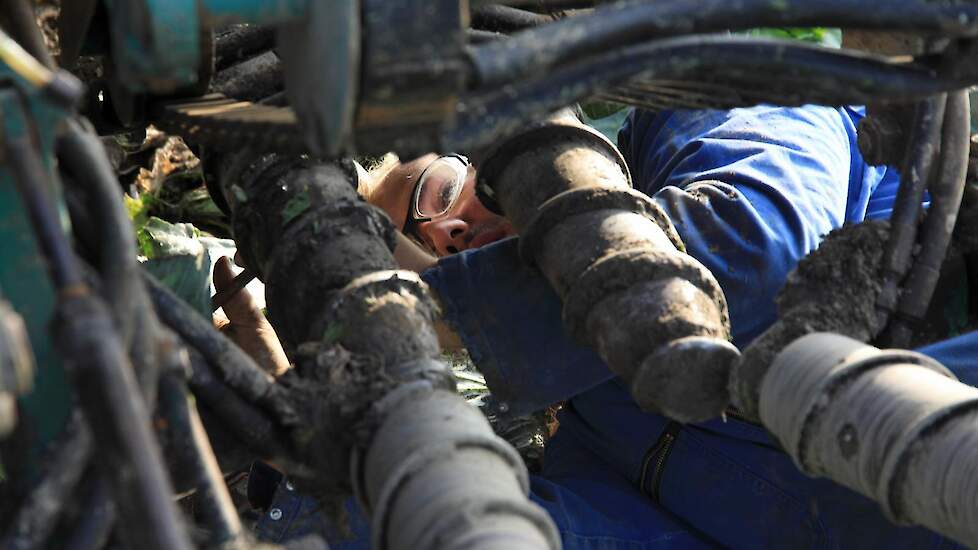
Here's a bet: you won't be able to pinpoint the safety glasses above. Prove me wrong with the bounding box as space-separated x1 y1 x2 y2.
403 154 470 239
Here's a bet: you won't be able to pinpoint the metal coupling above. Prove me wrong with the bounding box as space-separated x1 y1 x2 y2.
477 116 738 423
761 332 978 548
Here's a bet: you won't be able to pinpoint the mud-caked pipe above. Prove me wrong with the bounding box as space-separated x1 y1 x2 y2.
761 332 978 548
214 152 559 550
476 116 738 422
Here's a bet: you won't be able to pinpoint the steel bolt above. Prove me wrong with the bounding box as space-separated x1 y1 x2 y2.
269 508 283 521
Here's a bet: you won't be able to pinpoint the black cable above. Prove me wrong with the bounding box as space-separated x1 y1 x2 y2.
884 90 971 347
447 36 962 152
876 95 948 336
468 0 978 88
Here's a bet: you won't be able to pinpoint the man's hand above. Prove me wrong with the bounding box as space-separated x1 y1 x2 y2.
212 256 291 377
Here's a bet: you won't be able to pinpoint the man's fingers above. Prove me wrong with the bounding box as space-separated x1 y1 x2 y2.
213 256 264 324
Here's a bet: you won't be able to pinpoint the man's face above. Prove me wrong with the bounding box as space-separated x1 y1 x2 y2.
372 154 515 256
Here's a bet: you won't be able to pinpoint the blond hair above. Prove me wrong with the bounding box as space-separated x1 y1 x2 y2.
357 153 401 203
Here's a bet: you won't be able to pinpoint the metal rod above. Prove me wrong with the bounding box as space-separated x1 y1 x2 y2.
64 474 115 550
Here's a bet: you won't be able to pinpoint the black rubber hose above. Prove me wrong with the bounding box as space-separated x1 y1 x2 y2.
448 36 961 152
158 362 243 547
57 119 162 403
0 0 55 70
57 120 139 345
143 271 298 427
64 474 115 550
0 414 92 550
6 134 85 290
472 5 552 33
875 95 948 336
186 346 290 460
214 24 275 71
885 90 971 347
468 0 978 87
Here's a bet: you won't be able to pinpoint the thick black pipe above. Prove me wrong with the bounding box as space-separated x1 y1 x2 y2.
885 90 971 347
469 0 978 87
876 95 947 335
0 414 91 550
448 36 960 152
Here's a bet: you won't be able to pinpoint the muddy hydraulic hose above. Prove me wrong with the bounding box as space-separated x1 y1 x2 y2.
475 116 737 422
883 90 971 347
214 153 559 550
760 333 978 548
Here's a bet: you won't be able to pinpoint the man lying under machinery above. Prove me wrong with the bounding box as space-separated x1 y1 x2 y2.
3 1 978 549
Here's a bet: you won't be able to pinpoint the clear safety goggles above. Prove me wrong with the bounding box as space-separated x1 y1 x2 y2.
403 154 470 237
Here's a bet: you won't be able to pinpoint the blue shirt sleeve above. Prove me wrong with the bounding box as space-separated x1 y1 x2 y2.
619 105 886 345
424 106 892 413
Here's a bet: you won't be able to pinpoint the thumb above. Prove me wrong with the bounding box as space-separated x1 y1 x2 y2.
213 256 264 325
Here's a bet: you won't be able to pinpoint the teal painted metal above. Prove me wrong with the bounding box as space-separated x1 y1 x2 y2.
0 79 73 473
201 0 309 25
106 0 200 93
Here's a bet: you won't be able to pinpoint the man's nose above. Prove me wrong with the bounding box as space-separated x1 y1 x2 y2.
427 218 470 256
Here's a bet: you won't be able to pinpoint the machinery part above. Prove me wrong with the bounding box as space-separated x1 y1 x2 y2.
0 0 54 70
876 95 947 334
0 413 91 550
476 115 737 422
2 82 190 549
53 292 191 550
213 150 559 548
448 35 968 153
467 0 978 88
760 333 978 548
210 49 282 101
0 296 35 438
362 387 558 550
156 336 243 548
729 222 893 420
856 105 913 167
882 90 971 347
214 24 275 71
354 0 467 158
64 475 115 550
276 0 358 156
145 271 299 432
472 5 553 33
